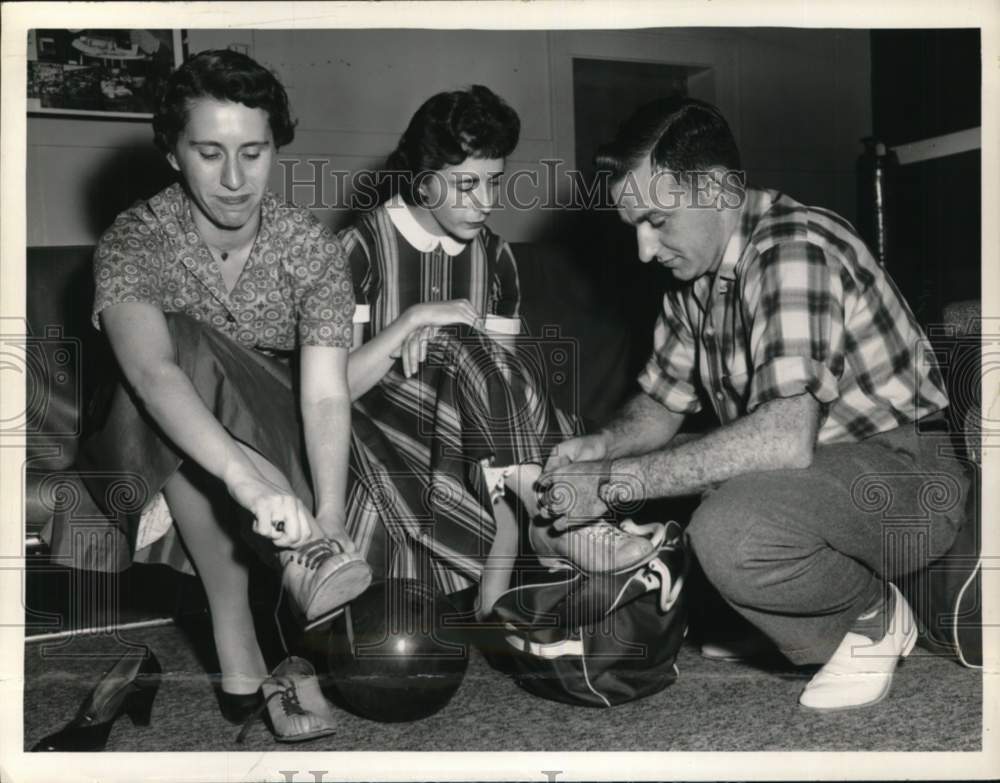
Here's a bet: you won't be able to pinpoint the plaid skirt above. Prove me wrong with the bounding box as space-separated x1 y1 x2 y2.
43 314 575 594
349 324 576 593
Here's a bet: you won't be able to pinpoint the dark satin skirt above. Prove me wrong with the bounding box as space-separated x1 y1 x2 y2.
42 313 312 574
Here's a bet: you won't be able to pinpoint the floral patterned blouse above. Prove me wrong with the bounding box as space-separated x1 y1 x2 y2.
92 183 354 351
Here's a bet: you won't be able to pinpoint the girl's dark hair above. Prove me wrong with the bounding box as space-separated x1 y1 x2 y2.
595 96 741 182
384 85 520 204
153 49 296 153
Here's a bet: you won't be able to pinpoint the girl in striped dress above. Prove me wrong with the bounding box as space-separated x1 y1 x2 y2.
339 86 654 614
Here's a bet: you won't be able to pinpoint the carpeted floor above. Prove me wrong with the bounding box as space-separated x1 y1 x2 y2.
23 616 981 752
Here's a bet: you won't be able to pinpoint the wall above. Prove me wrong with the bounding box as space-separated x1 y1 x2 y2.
870 29 981 324
26 27 871 247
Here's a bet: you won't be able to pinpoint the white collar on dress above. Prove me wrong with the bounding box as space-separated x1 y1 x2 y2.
384 194 467 256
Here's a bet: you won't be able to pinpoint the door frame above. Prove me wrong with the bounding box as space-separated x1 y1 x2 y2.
547 28 741 203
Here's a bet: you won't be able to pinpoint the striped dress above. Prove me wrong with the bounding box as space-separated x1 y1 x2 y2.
339 199 576 594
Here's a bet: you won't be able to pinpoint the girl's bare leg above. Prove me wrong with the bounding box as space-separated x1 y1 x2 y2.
476 464 544 619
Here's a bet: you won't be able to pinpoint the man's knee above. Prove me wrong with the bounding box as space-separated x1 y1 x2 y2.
687 472 809 601
688 479 757 582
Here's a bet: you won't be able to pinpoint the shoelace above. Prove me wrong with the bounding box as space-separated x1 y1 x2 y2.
293 539 341 569
574 524 623 543
235 679 306 743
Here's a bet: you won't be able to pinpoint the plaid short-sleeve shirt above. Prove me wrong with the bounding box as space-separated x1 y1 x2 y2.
92 183 354 351
638 188 949 444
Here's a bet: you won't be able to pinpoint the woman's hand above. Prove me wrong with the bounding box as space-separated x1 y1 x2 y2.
405 299 480 330
397 299 479 377
225 466 315 549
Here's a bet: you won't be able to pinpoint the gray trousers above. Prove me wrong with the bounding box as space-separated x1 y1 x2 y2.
687 423 969 665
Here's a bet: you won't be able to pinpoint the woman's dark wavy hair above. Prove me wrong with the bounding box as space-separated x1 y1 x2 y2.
153 49 296 153
595 96 740 182
383 85 520 205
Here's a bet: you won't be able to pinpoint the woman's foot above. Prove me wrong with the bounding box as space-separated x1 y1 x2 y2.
280 538 373 628
236 657 337 743
214 625 267 723
216 685 264 725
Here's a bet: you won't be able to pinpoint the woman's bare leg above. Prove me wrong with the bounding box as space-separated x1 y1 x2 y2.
163 463 267 695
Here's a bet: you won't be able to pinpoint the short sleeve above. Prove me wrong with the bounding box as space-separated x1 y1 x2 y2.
637 291 702 415
338 223 373 325
489 237 520 317
742 241 845 412
91 210 165 330
294 219 355 348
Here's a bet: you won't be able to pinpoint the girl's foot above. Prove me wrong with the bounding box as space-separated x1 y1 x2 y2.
484 460 657 575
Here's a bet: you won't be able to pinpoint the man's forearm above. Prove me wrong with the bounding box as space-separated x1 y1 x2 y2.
612 393 819 499
599 393 686 459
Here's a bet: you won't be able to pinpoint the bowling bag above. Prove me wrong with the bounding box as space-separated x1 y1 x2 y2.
901 459 982 668
486 521 689 707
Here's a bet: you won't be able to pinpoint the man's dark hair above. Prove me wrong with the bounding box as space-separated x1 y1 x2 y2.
384 85 520 205
595 97 741 182
153 49 296 153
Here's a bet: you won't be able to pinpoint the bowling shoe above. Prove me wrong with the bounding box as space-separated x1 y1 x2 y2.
798 583 918 711
530 520 657 574
237 657 336 743
280 538 373 630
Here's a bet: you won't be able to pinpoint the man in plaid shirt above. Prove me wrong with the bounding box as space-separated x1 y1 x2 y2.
538 97 969 711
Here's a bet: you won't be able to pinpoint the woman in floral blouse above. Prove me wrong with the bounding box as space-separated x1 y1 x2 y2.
45 50 364 743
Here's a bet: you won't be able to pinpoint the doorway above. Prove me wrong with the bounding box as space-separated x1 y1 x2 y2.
570 58 714 383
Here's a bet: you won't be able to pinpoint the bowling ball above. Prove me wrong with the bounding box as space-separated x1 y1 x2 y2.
321 579 469 722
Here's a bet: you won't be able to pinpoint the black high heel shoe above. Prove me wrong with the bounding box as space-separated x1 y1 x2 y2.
215 686 264 725
31 646 161 752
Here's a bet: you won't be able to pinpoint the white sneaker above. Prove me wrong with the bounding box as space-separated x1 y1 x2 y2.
798 583 918 711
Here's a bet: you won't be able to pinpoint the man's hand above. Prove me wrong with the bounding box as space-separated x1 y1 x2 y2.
542 433 610 473
536 459 609 531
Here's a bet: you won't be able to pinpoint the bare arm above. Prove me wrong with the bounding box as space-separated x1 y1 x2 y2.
540 392 819 525
542 392 685 471
299 344 357 551
601 393 687 459
346 310 419 400
347 299 480 399
612 392 819 499
100 302 313 547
